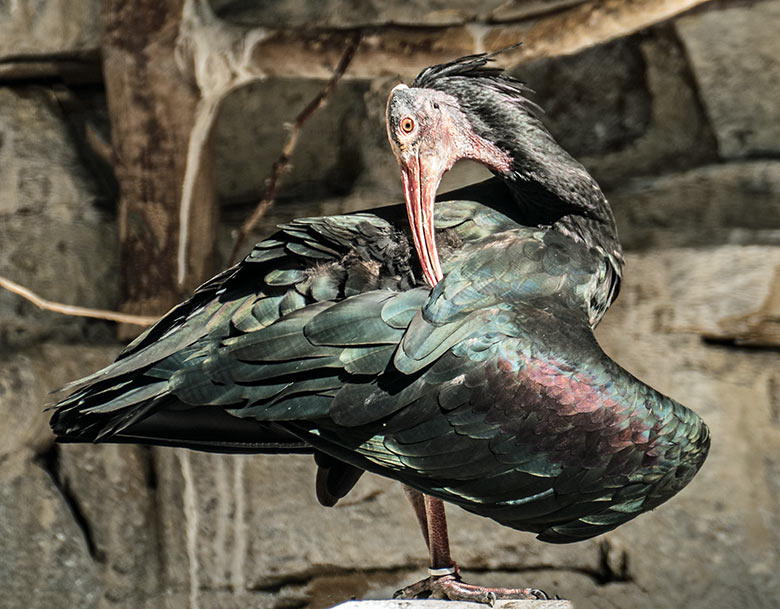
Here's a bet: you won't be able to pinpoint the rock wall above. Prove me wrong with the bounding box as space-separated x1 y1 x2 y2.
1 2 779 609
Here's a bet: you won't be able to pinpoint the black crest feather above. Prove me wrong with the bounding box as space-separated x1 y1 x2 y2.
412 51 507 87
411 45 541 116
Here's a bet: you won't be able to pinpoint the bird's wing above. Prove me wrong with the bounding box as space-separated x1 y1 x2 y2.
290 289 707 543
51 214 706 539
58 195 519 398
50 212 417 449
254 235 701 541
52 194 524 409
49 197 521 450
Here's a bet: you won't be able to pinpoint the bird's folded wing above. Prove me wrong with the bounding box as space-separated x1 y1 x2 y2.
50 212 417 443
297 298 706 542
50 208 707 541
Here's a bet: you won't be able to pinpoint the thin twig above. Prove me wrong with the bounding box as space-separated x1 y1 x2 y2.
229 33 362 265
84 122 117 168
48 86 117 168
0 275 157 326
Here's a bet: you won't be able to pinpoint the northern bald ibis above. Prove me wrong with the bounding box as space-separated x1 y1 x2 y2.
50 51 710 602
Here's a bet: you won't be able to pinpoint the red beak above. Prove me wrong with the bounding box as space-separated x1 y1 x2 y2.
401 152 445 287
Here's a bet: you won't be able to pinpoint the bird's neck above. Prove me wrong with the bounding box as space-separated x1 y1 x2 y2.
494 120 623 271
456 96 623 272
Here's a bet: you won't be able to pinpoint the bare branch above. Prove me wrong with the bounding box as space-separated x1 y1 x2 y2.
84 122 117 168
228 33 362 265
47 85 117 168
0 275 157 327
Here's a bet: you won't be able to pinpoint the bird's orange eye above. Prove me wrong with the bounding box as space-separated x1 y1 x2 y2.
400 117 415 134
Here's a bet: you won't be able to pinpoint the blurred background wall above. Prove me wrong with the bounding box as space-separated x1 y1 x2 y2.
1 1 779 608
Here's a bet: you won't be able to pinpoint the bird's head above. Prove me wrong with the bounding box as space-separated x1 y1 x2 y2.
386 50 542 287
386 82 512 287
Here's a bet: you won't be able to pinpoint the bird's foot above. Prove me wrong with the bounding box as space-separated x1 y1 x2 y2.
393 569 549 606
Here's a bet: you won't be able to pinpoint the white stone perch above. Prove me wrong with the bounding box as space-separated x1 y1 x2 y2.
331 600 574 609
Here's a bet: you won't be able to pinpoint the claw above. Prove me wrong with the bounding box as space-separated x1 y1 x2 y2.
393 573 551 606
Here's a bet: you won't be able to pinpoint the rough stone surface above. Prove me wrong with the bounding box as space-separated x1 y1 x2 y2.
57 443 162 609
490 0 586 22
214 24 719 214
516 35 652 159
677 0 780 158
0 353 54 458
593 247 780 609
213 0 507 28
0 0 101 60
2 5 780 609
460 570 656 609
214 0 589 27
150 449 605 604
0 450 102 609
609 161 780 250
0 86 118 348
215 79 371 206
517 26 718 189
612 246 780 336
0 344 116 458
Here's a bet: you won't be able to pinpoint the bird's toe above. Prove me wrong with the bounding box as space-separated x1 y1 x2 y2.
393 573 550 605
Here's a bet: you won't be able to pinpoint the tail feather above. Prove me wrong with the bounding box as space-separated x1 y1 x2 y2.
53 397 312 454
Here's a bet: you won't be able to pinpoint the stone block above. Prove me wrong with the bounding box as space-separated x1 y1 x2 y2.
0 344 117 459
0 0 101 60
0 451 102 609
0 353 53 458
608 161 780 250
56 443 161 609
213 23 723 221
0 87 118 348
150 448 603 604
490 1 587 22
214 78 372 206
516 26 718 188
591 246 780 609
604 246 780 337
677 1 780 158
515 36 652 160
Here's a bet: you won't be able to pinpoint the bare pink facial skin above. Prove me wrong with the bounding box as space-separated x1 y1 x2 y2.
386 84 511 287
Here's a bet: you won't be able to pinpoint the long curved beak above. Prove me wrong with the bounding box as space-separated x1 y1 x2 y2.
401 151 445 287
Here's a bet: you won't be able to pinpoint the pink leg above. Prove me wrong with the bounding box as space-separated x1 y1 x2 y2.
424 494 453 569
398 487 550 604
403 485 430 548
